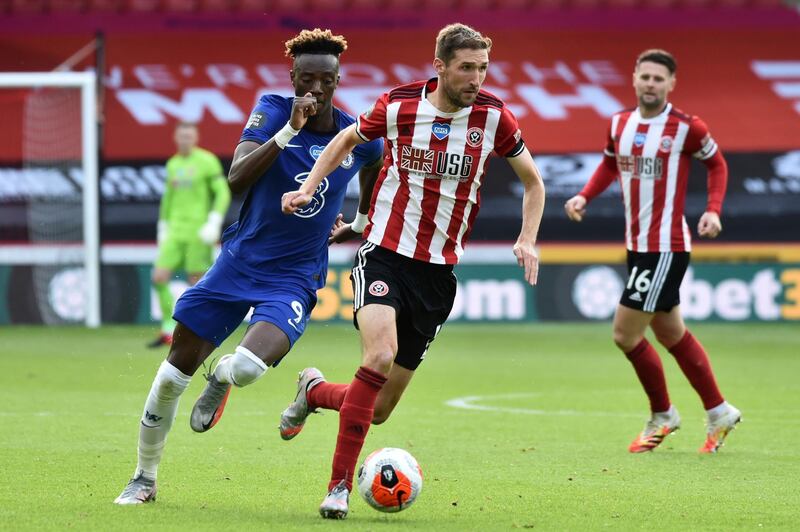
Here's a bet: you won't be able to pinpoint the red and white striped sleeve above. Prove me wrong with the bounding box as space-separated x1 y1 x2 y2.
493 106 525 158
355 93 390 142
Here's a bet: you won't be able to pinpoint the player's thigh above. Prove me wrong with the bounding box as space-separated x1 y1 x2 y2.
246 287 317 367
166 321 217 376
239 321 291 367
356 304 399 373
373 364 415 425
173 265 252 349
650 306 686 348
155 238 185 272
394 262 456 370
185 239 213 276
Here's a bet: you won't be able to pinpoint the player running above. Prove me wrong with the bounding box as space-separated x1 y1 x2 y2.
113 29 383 505
281 23 546 519
564 49 741 454
148 122 230 348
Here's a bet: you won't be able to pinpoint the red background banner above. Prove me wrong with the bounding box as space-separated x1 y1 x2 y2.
1 25 799 159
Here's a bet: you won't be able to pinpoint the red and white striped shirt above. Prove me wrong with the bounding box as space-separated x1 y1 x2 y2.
356 78 524 264
605 103 719 253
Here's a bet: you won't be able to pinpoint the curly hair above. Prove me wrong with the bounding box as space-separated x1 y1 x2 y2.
435 23 492 65
284 28 348 59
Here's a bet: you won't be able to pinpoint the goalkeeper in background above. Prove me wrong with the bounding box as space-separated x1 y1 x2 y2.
149 122 231 348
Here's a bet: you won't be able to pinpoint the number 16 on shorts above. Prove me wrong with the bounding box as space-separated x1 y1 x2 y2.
621 251 689 313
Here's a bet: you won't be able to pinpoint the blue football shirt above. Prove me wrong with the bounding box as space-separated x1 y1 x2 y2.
220 94 383 290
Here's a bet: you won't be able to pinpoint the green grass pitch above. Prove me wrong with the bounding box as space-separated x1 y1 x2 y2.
1 323 798 530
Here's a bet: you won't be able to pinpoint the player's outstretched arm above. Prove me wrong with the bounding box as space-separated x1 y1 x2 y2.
329 155 382 244
282 123 364 214
228 93 318 194
508 148 545 286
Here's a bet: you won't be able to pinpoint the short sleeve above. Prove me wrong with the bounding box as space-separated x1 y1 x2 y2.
356 93 389 142
684 117 718 160
493 106 525 158
239 95 288 145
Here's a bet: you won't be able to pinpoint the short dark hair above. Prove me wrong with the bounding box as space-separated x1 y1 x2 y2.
284 28 348 59
636 49 677 75
435 23 492 65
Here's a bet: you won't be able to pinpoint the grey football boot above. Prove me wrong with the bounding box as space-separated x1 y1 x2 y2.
114 473 157 505
190 372 232 433
319 480 349 519
279 367 324 440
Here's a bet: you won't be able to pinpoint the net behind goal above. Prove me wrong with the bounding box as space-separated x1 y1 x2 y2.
0 72 99 327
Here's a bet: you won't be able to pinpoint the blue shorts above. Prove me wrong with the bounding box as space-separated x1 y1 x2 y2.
173 257 317 355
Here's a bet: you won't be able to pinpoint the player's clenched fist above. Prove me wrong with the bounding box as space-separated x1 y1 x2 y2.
289 92 318 130
564 194 587 222
281 190 312 214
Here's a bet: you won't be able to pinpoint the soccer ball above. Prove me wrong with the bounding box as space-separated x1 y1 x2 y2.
357 447 423 512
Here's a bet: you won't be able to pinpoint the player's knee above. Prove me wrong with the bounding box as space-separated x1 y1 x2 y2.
612 328 637 352
363 348 395 375
227 346 268 387
154 360 191 400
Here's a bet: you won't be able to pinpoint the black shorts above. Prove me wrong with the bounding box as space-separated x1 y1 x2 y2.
620 251 690 312
350 242 457 371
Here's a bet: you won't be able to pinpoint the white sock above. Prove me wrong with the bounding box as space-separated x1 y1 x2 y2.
706 401 729 421
213 346 267 387
135 360 191 480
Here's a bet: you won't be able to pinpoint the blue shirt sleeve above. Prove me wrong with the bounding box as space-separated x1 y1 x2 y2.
239 95 291 145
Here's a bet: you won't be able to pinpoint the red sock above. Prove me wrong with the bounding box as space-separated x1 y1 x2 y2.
668 330 724 409
308 381 348 411
625 338 671 413
329 366 386 491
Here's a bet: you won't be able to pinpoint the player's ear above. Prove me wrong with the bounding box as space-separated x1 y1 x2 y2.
433 57 445 76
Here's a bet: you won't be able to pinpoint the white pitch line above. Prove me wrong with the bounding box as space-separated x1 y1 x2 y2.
445 393 641 418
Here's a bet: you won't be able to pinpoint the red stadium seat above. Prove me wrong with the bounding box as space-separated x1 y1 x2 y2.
273 0 308 11
163 0 197 10
422 0 459 9
125 0 160 11
350 0 385 9
198 0 231 10
529 0 568 9
49 0 87 11
385 0 421 8
312 0 348 10
87 0 123 11
460 0 495 9
570 0 603 8
234 0 268 11
605 0 642 7
11 0 47 13
495 0 532 8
